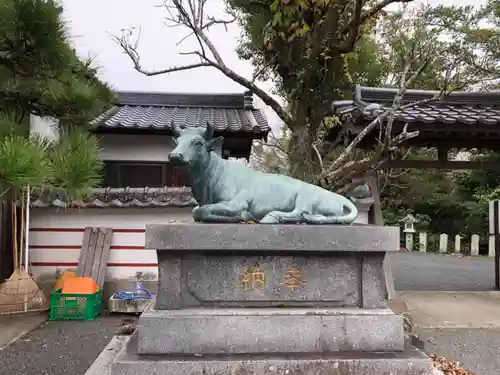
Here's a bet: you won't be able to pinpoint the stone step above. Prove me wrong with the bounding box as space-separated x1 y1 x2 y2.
111 332 435 375
137 307 404 354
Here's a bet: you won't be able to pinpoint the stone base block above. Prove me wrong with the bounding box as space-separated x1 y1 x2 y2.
148 224 399 310
137 308 404 354
110 332 435 375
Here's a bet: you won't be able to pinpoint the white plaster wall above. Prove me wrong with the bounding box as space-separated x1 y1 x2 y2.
97 134 222 161
29 115 59 141
29 119 223 162
29 208 193 281
30 206 369 283
97 134 174 161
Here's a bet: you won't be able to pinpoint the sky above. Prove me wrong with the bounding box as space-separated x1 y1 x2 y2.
62 0 481 131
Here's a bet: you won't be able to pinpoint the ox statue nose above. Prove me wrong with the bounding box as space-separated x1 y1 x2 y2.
168 152 185 164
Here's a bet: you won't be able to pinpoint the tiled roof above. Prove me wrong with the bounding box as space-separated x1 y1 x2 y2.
30 186 374 210
332 85 500 126
91 91 270 135
30 187 197 209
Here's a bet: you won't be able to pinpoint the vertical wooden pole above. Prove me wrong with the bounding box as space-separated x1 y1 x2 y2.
367 173 383 226
0 196 14 281
494 201 500 290
489 200 500 290
0 200 3 281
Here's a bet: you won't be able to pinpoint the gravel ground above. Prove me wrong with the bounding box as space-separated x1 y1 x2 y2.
0 314 133 375
416 328 500 375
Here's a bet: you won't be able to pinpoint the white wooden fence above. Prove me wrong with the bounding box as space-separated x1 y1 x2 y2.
404 232 493 256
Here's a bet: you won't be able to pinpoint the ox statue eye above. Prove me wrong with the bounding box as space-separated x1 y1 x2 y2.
194 140 203 148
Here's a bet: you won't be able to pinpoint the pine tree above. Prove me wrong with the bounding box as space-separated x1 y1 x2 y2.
0 0 114 199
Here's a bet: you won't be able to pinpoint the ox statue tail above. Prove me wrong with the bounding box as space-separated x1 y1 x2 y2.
302 198 358 225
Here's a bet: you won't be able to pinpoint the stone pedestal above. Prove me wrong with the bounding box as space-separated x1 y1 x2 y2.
109 224 435 375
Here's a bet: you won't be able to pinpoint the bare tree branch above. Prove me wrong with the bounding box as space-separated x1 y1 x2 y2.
312 144 324 170
379 158 413 195
338 0 364 53
345 0 413 34
253 128 287 154
318 51 448 189
252 54 277 83
192 51 294 125
251 130 289 172
340 0 414 52
321 55 445 182
383 52 431 146
110 30 211 75
112 0 294 127
320 3 472 192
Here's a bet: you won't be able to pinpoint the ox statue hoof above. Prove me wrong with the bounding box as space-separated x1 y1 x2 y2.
192 206 206 222
259 213 280 224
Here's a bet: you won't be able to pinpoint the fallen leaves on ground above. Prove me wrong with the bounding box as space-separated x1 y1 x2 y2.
432 354 478 375
115 318 138 336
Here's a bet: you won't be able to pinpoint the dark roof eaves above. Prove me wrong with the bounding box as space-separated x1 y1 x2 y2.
29 187 198 209
354 84 500 105
30 187 372 209
114 91 255 109
90 107 271 135
114 89 250 97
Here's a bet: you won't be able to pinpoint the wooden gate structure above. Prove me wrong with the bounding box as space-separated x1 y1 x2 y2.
331 85 500 289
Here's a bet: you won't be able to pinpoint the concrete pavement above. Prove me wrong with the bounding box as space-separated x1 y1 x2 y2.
0 312 47 350
0 314 129 375
0 252 499 375
418 328 500 375
390 291 500 375
391 291 500 328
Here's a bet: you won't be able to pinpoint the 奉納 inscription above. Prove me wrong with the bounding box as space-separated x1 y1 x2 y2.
162 255 362 307
281 267 305 291
240 265 266 291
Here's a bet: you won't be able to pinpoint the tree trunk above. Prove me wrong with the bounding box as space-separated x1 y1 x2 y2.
0 196 14 282
288 130 316 182
287 98 323 183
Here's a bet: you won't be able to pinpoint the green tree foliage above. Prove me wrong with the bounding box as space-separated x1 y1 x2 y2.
230 0 407 180
115 0 500 229
381 150 467 235
0 133 52 192
378 1 500 236
47 129 104 198
0 0 113 200
116 0 411 186
456 152 500 204
0 0 114 123
377 4 498 91
453 152 500 234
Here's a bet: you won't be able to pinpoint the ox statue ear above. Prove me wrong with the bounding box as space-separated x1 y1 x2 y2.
207 136 223 151
171 120 182 138
205 121 215 140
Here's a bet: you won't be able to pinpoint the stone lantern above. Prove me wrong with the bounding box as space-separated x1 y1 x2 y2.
399 214 418 251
